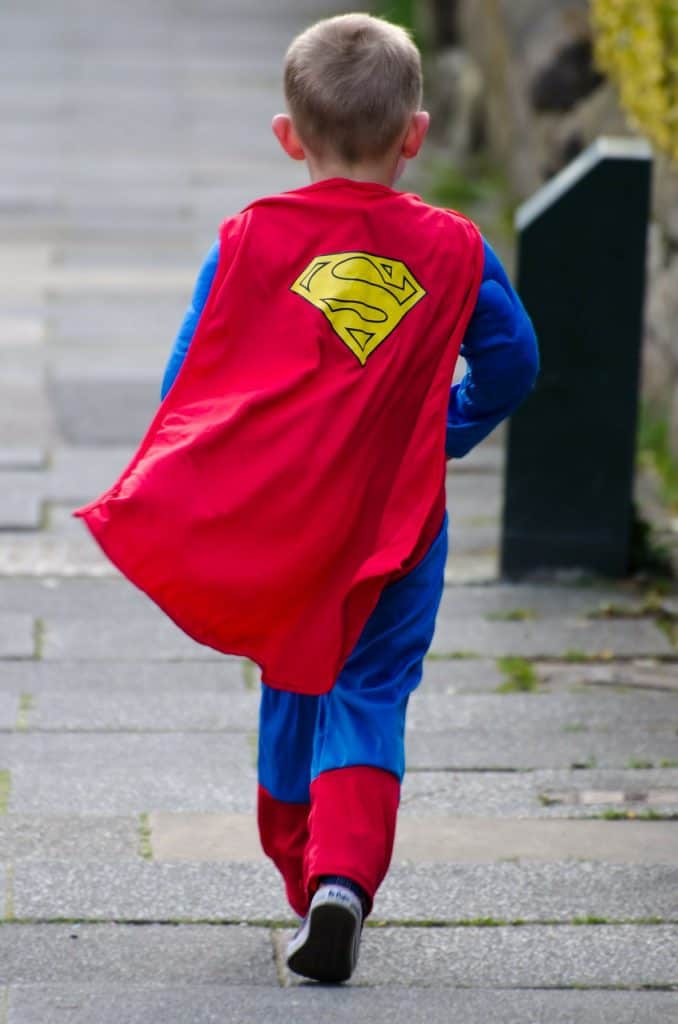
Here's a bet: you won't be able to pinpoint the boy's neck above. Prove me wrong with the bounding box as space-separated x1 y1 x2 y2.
305 152 402 189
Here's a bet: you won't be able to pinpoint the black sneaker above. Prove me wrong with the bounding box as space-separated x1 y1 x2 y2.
286 883 363 983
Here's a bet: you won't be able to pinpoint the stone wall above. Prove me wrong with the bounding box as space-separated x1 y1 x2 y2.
425 0 678 458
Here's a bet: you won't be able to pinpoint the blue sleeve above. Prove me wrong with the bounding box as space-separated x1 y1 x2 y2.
160 240 220 400
446 239 539 459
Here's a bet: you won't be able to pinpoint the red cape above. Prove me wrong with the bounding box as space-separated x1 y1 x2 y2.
76 179 483 693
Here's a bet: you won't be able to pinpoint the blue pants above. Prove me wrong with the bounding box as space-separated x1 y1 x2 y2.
258 514 448 802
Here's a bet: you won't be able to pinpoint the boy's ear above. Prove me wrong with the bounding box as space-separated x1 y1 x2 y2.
272 114 306 161
401 111 430 159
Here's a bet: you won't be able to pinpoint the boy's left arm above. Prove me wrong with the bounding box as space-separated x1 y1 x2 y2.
446 239 539 459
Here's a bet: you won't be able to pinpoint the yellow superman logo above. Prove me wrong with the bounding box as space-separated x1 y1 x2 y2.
290 252 426 365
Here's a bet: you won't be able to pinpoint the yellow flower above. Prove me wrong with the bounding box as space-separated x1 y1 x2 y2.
591 0 678 161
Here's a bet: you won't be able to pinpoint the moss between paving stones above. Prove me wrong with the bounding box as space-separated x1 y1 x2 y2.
597 809 678 821
0 772 10 815
16 693 34 732
242 660 257 691
32 619 45 660
486 608 537 622
0 915 672 928
496 657 539 693
588 598 678 649
247 733 258 768
4 864 14 922
426 651 481 661
138 814 153 860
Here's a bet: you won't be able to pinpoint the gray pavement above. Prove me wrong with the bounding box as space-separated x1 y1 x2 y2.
1 0 677 1020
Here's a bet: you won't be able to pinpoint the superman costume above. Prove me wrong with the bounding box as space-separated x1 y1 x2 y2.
76 178 538 915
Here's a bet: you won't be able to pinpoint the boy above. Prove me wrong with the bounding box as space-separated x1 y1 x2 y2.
76 13 538 984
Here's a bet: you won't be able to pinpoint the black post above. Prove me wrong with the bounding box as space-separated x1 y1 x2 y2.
501 137 652 577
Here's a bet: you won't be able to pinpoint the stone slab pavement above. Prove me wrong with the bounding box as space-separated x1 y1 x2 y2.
0 0 677 1019
5 987 678 1024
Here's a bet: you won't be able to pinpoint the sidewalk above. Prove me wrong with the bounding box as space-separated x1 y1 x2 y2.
0 2 677 1021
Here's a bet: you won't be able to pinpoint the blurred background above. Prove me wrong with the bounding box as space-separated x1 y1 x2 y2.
397 0 678 571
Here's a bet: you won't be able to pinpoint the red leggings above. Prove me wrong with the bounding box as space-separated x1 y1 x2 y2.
258 766 399 917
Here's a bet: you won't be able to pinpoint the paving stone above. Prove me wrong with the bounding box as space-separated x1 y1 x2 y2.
3 734 256 814
12 862 288 922
405 725 678 769
9 988 678 1024
405 691 678 769
149 813 267 863
0 615 35 659
10 859 678 926
20 691 676 772
48 292 187 342
0 316 44 346
0 534 116 578
49 378 159 446
3 919 674 991
0 449 46 470
0 493 42 531
422 659 505 692
0 817 139 861
437 583 657 619
0 579 178 620
0 659 249 694
400 769 678 818
0 372 50 448
149 811 678 869
444 553 499 584
407 691 677 731
449 523 500 555
391 817 678 865
281 924 678 989
50 340 174 378
31 266 195 296
376 862 678 923
537 659 678 694
422 656 678 694
42 616 234 661
46 447 135 503
0 692 19 728
0 924 277 985
431 615 673 657
27 690 258 731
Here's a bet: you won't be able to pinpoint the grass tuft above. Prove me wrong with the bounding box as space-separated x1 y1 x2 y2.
33 619 45 660
486 608 536 622
242 660 257 692
496 657 538 693
563 650 588 663
598 808 677 821
138 813 153 860
0 772 10 815
16 693 34 732
638 407 678 511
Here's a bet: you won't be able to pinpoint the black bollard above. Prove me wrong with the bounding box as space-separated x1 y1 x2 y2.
501 137 653 578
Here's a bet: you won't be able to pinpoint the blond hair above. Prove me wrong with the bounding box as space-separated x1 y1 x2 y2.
284 13 422 164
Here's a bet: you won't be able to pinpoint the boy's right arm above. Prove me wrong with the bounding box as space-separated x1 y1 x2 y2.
446 239 539 459
160 240 220 400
